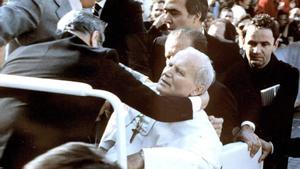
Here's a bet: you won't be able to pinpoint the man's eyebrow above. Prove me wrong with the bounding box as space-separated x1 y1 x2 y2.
165 8 179 13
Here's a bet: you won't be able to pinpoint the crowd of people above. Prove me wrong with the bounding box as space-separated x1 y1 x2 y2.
0 0 299 169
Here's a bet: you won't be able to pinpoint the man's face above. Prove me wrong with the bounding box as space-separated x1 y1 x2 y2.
243 26 276 69
164 0 199 30
240 0 251 9
208 22 226 40
157 52 199 97
278 14 289 27
220 10 233 23
151 2 165 20
165 35 192 60
80 0 96 8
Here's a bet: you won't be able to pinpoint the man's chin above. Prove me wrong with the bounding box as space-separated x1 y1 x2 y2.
156 85 167 96
167 26 175 31
250 60 261 65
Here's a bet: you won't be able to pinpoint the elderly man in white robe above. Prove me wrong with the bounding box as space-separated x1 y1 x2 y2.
100 47 222 169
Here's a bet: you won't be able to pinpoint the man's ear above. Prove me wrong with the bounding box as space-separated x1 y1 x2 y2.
91 31 100 48
242 36 247 50
193 13 201 23
190 85 205 96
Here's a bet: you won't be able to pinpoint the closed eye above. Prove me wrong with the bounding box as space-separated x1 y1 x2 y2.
175 67 185 76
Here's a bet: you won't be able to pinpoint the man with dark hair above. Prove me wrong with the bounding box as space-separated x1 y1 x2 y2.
224 14 299 169
0 10 204 168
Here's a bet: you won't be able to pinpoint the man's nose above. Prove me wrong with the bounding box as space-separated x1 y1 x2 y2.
252 44 262 53
163 67 173 78
164 13 172 24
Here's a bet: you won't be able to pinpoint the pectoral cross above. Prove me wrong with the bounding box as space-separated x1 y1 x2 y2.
129 116 143 143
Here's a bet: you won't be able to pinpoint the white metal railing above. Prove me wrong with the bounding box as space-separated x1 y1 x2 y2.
0 74 264 169
0 74 127 169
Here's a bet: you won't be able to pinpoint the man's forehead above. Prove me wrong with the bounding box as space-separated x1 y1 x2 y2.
246 26 273 37
245 26 275 43
172 50 200 64
165 37 192 56
164 0 186 9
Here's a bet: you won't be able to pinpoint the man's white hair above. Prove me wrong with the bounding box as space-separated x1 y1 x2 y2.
178 47 215 91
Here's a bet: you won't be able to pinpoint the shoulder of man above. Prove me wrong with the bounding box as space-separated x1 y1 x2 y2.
273 55 299 77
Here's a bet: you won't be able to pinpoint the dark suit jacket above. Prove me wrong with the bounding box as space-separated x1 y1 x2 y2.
0 35 193 168
206 81 239 144
0 0 72 54
224 54 299 169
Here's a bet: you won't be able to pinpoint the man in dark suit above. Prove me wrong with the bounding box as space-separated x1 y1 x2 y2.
224 14 299 169
0 0 96 56
0 10 199 168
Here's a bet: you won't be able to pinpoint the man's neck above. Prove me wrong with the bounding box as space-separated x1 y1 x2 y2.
68 0 82 10
192 23 204 33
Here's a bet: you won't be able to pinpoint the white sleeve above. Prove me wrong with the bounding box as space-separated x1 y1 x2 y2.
142 147 214 169
188 96 202 112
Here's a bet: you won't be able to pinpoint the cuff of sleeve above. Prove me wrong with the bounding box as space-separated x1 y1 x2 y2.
188 96 202 112
241 121 256 132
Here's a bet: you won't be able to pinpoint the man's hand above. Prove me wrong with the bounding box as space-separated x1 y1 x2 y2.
258 138 273 163
208 116 224 137
233 125 262 157
152 13 167 29
99 100 113 119
127 151 144 169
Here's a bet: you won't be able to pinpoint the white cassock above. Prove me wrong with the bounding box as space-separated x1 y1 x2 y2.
100 83 222 169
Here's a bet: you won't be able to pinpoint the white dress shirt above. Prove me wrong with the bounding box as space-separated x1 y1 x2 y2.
100 83 222 169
